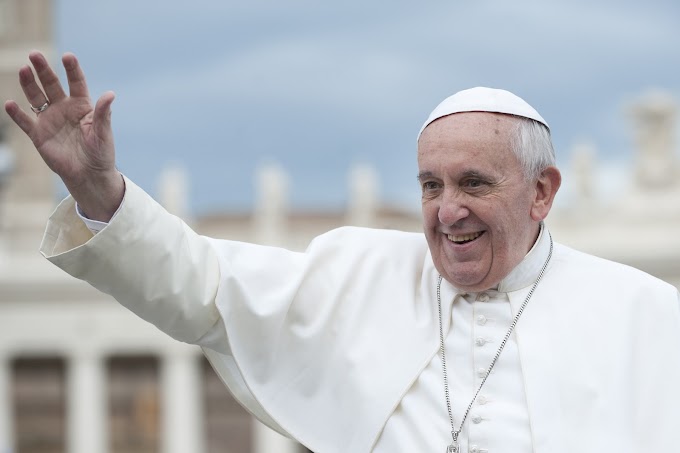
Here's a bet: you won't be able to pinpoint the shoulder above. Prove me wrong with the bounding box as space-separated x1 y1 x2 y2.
551 241 677 297
302 227 430 278
308 226 427 255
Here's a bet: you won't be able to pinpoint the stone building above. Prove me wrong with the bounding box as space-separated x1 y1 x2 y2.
547 91 680 290
1 1 679 452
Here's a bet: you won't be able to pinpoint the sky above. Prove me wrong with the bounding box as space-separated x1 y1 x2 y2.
52 0 680 215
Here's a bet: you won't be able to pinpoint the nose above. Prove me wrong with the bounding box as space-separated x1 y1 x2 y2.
438 189 470 226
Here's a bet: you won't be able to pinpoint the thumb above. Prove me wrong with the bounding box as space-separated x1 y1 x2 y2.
92 91 115 140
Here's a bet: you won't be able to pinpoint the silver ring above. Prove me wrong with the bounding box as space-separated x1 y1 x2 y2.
30 101 49 114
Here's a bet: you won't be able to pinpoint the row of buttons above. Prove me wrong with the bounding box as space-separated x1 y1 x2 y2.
475 337 490 347
471 291 493 453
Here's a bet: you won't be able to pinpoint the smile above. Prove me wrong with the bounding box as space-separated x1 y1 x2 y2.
447 231 484 244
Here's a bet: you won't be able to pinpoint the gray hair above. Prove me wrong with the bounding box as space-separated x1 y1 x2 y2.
511 116 556 181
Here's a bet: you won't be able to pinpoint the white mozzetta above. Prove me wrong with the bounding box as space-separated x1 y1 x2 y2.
41 177 680 453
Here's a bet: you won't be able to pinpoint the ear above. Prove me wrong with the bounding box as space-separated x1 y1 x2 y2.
530 166 561 221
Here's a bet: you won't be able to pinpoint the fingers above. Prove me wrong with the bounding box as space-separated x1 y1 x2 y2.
62 52 90 99
18 65 50 111
28 51 66 103
92 91 115 139
4 100 35 137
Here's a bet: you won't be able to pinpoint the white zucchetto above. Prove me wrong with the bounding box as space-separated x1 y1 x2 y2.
418 87 549 140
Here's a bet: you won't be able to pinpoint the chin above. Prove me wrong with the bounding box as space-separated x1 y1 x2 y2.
450 279 492 292
442 269 489 291
436 250 496 288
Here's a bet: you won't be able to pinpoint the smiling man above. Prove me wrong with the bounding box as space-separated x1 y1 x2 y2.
417 106 560 292
5 52 680 453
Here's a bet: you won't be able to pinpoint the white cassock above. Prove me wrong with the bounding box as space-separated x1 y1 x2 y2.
40 177 680 453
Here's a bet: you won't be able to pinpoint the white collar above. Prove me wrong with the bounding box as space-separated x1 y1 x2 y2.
497 223 551 293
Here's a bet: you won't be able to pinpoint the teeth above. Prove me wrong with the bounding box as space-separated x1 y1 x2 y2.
447 232 482 243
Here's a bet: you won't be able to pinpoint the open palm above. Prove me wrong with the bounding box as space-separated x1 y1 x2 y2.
4 51 123 221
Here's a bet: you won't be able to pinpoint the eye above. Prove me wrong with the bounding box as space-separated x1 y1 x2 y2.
462 178 485 189
421 181 442 191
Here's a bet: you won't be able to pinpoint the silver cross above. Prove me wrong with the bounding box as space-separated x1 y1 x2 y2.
446 430 460 453
446 442 459 453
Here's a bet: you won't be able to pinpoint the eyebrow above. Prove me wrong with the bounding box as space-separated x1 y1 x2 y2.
416 169 494 181
460 170 493 180
416 171 435 181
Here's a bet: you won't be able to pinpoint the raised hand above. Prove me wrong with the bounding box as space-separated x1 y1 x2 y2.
4 51 124 222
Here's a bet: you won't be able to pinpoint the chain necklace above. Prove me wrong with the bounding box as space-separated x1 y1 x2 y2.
437 234 553 453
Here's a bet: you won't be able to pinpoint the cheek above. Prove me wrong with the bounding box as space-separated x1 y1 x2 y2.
487 208 533 259
421 201 439 229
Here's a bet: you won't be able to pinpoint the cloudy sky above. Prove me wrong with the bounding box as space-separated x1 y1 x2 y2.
53 0 679 214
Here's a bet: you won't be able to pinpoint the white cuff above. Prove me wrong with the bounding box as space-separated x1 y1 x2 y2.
75 202 122 234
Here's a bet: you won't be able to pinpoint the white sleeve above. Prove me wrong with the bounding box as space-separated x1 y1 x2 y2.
41 175 222 346
41 175 295 437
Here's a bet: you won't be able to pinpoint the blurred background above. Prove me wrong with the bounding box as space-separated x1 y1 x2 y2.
0 0 678 452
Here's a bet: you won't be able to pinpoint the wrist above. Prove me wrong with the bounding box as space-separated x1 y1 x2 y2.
69 171 125 222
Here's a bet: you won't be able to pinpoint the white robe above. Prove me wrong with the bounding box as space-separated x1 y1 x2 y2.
41 177 680 453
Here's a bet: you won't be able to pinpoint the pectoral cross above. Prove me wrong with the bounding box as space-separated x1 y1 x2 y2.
446 431 459 453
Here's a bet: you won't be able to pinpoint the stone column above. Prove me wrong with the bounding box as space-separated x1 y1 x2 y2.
0 0 57 253
161 350 204 453
630 91 678 190
158 163 191 224
254 162 289 245
0 355 14 453
347 163 378 227
67 353 107 453
253 421 301 453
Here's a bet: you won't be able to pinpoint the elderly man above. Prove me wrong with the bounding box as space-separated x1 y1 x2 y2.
5 51 680 453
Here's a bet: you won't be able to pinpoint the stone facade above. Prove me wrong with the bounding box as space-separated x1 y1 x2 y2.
547 90 680 290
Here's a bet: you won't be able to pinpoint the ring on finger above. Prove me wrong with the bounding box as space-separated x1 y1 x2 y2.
30 101 50 114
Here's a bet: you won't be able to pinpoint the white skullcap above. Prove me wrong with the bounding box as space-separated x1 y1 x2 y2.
418 87 549 140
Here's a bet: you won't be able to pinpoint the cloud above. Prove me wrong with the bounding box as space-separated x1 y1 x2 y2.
122 39 422 121
54 0 680 211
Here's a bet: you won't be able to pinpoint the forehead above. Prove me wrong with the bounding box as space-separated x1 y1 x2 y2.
417 112 518 167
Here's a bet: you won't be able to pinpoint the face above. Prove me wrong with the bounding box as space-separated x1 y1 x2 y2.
418 112 557 292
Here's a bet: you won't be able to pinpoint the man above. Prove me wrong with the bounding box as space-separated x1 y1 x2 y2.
5 51 680 453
